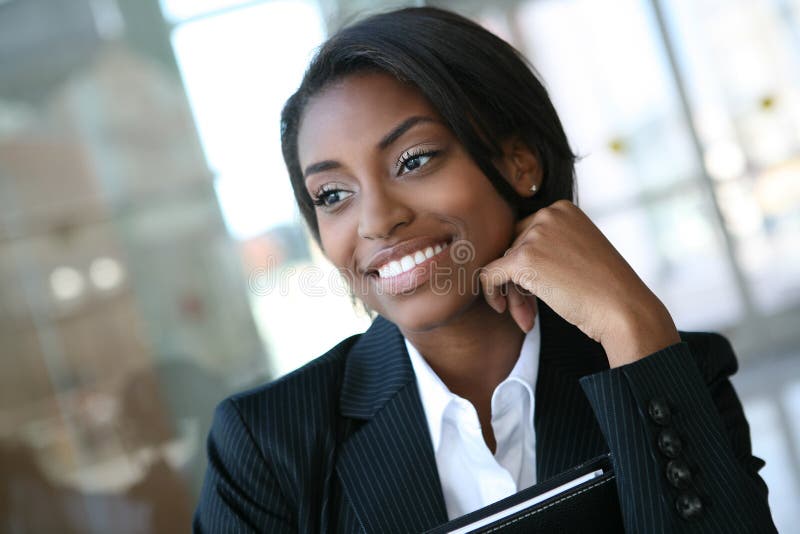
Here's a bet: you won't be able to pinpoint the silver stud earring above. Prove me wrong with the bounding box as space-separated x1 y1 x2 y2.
530 184 538 193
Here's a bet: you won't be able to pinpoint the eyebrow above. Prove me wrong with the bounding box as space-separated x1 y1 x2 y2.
377 115 435 150
303 115 437 179
303 160 341 178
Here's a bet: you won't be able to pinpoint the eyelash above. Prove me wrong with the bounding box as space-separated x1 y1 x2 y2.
311 148 441 209
311 184 349 208
396 148 439 175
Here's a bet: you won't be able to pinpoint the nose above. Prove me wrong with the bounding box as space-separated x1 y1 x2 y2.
357 183 414 240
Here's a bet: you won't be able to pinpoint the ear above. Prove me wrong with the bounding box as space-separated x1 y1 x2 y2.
495 137 543 197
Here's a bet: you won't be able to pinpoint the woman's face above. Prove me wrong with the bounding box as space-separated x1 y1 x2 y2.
297 72 517 332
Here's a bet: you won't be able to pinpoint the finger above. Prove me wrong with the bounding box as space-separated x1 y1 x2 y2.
508 221 544 256
481 252 541 296
479 266 512 314
486 290 507 314
479 273 507 313
507 284 535 332
526 292 538 326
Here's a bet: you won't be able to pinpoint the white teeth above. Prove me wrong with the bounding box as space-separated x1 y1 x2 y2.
376 241 449 278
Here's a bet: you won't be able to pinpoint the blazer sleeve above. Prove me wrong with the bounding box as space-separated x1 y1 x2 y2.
578 333 777 533
193 398 296 533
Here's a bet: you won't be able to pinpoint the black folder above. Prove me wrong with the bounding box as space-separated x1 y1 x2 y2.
424 454 623 533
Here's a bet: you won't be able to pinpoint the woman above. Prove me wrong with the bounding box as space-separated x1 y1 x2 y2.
194 7 775 533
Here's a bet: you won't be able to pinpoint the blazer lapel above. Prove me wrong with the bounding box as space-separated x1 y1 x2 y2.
534 300 611 480
335 303 613 530
337 316 448 533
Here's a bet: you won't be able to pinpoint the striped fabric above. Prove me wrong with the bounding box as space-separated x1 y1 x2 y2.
194 301 776 533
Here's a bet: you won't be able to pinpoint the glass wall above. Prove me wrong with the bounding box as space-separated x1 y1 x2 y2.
1 0 798 531
1 0 269 531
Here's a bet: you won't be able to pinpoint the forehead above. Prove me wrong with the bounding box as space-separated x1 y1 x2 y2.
297 72 440 164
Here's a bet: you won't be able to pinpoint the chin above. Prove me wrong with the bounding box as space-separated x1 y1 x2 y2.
373 289 480 333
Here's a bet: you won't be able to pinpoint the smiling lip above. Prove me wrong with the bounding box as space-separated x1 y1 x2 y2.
364 235 453 275
363 235 453 295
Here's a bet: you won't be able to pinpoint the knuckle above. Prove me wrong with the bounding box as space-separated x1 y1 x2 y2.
524 225 541 240
481 266 506 287
534 207 556 224
552 199 574 210
515 270 538 288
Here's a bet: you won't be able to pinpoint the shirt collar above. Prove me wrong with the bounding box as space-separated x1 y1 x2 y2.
491 310 540 424
405 299 541 452
406 337 453 452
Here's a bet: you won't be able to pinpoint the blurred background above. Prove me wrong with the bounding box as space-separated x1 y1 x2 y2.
0 0 798 532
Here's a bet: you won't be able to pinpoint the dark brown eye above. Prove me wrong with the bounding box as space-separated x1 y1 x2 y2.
312 187 352 208
398 150 437 175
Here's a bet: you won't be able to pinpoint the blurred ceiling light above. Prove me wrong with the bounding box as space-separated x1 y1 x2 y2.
759 94 776 111
50 266 86 301
89 256 125 290
704 140 746 181
717 181 763 238
744 113 795 168
755 159 800 215
607 137 627 154
84 392 119 425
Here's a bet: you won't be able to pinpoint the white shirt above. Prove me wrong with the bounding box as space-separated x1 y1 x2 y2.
405 308 541 520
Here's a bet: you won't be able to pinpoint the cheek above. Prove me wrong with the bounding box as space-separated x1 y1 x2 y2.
476 203 516 260
444 174 516 253
318 217 355 270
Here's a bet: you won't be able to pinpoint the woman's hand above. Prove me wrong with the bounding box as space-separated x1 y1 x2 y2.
479 200 680 367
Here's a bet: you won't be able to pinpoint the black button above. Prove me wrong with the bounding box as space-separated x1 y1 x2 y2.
648 398 672 426
666 459 692 489
675 492 703 520
658 428 683 458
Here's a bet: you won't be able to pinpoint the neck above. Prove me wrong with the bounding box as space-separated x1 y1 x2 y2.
400 298 532 403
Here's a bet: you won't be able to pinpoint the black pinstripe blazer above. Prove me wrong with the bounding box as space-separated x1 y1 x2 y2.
194 301 776 533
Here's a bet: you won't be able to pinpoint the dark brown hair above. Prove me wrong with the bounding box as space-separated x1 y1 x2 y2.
281 7 576 244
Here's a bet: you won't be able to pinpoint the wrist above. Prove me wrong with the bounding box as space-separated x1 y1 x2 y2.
601 300 681 368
